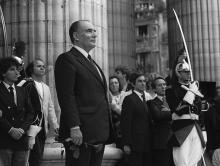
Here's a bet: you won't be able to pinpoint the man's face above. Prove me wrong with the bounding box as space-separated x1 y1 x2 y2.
179 70 191 83
74 21 97 52
33 60 46 77
134 75 146 93
115 70 126 82
3 65 19 84
154 79 166 96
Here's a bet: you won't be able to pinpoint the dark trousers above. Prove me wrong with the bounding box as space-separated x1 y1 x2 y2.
0 149 29 166
127 151 152 166
64 143 105 166
29 129 46 166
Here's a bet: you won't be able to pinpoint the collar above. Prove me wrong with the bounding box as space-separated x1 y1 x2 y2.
156 95 163 101
2 81 15 90
133 90 144 101
73 45 90 59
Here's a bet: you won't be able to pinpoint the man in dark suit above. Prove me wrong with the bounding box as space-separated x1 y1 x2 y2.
55 20 112 166
148 77 173 166
120 72 152 166
0 57 34 166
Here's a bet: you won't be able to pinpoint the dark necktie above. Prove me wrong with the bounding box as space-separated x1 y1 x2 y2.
87 54 102 80
8 86 15 105
88 54 92 62
141 93 146 102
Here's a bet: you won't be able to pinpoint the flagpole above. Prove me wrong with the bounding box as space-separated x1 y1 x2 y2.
0 5 8 57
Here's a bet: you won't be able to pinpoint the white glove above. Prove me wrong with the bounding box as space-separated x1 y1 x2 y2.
183 81 199 105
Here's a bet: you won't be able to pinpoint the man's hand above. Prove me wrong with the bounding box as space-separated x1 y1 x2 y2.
70 127 83 146
17 128 25 134
123 145 131 155
8 127 24 140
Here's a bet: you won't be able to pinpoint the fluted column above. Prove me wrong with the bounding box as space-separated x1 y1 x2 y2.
167 0 220 86
107 0 135 74
0 0 108 116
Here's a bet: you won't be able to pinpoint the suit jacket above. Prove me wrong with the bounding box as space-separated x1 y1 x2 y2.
148 97 172 150
0 82 34 150
55 47 113 144
121 92 152 152
20 80 59 135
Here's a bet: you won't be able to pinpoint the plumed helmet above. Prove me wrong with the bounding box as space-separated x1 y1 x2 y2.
175 59 190 81
13 56 23 65
175 59 190 72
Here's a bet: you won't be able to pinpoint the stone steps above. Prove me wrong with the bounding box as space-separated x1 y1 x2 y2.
41 139 123 166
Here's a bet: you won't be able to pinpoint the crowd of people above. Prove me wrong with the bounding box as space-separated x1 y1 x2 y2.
0 20 220 166
0 42 59 166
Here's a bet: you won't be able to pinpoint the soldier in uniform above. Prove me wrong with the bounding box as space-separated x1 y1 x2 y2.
166 48 205 166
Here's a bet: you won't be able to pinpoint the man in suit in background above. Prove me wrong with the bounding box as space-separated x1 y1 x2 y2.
121 72 152 166
55 20 113 166
148 77 173 166
0 57 34 166
18 59 59 166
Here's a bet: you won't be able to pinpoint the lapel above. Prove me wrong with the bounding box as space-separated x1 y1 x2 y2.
0 82 15 108
154 97 163 106
34 82 43 101
132 92 149 119
155 96 170 109
92 60 107 91
15 86 22 108
69 47 107 90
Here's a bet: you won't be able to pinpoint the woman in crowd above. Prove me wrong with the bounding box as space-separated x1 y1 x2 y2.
109 75 127 148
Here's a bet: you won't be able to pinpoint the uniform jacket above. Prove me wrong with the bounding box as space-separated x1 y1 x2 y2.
0 82 34 150
55 47 114 144
20 80 59 134
166 84 205 147
121 92 152 152
148 97 172 149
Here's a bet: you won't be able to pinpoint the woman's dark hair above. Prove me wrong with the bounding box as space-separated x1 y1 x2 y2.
25 59 44 77
0 57 20 81
109 75 122 92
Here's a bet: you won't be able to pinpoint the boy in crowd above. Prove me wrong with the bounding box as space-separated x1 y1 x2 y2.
0 57 34 166
121 72 152 166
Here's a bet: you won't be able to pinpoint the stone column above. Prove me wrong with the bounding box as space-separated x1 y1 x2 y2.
0 0 108 116
107 0 135 74
167 0 220 86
